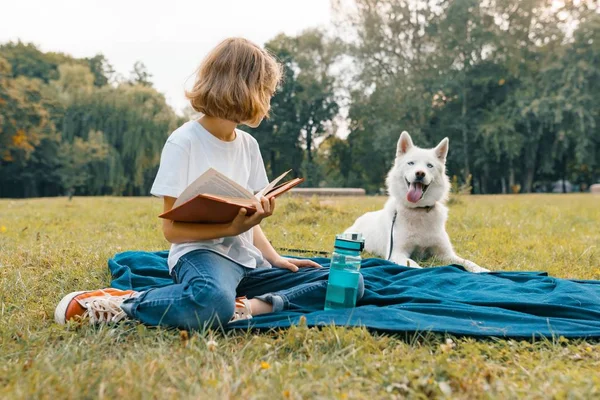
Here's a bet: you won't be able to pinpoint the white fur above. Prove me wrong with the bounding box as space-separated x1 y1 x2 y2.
345 131 489 273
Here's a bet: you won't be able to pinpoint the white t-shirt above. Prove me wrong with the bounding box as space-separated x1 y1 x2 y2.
150 120 271 271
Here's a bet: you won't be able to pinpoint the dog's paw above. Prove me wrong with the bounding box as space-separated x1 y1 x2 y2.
455 258 490 273
465 263 489 273
406 259 422 269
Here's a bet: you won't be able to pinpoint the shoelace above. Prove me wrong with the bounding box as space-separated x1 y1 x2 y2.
230 298 252 322
82 297 128 324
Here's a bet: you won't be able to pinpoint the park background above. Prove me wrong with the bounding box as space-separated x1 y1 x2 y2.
1 1 600 399
1 0 599 198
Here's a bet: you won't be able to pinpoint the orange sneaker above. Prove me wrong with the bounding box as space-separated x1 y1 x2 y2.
55 288 138 325
229 296 253 323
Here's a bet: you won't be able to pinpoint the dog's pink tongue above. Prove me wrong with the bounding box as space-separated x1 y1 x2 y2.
407 182 423 203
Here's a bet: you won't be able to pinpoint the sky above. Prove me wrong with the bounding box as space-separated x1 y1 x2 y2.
0 0 332 112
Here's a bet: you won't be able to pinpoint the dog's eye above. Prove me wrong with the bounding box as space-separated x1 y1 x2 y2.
427 163 433 168
407 161 414 166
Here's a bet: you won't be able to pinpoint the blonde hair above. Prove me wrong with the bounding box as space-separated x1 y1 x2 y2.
186 38 283 126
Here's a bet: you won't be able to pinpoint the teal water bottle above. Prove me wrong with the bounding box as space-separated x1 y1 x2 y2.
324 233 365 310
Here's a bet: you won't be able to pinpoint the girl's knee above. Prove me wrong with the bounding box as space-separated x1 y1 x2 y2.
184 281 235 329
207 290 236 325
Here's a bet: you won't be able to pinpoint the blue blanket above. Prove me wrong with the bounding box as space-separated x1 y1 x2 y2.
109 251 600 338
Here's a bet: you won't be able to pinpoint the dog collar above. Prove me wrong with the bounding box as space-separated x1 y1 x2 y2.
414 205 435 212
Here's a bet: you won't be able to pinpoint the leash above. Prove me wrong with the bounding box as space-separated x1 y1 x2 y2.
387 211 397 261
276 247 330 256
279 204 435 260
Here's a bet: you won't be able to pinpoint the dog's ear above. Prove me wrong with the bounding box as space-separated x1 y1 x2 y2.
396 131 413 157
434 137 449 162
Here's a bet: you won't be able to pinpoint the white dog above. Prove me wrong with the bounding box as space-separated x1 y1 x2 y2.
345 131 489 273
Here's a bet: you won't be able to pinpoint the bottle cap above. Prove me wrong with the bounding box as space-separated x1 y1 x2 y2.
334 232 365 252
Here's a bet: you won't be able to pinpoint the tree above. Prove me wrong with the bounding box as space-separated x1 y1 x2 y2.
58 83 181 195
333 0 446 191
435 0 495 181
0 41 59 82
53 63 95 96
129 61 153 87
0 44 182 198
246 30 340 185
547 10 600 188
59 130 110 198
0 57 54 166
86 54 114 87
333 0 598 193
0 56 63 197
316 135 354 187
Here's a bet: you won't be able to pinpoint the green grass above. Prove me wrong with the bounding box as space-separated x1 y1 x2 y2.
1 194 600 399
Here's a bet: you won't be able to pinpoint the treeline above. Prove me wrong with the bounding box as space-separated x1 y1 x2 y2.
251 0 599 194
1 0 599 197
0 43 182 197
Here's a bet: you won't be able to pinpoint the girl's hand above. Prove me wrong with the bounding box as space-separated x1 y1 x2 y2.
228 197 275 236
271 256 322 272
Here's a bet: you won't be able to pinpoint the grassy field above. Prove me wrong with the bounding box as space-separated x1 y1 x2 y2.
1 194 599 399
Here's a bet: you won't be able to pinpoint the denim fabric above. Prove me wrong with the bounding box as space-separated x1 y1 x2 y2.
120 250 364 330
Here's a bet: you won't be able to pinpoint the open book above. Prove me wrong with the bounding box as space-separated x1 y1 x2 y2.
159 168 304 223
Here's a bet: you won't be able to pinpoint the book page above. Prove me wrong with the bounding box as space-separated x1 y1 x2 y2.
254 169 292 199
174 168 253 207
201 194 257 208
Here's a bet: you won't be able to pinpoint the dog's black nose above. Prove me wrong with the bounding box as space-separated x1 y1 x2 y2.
415 171 425 180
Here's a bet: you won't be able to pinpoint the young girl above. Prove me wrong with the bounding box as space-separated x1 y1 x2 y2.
55 38 364 329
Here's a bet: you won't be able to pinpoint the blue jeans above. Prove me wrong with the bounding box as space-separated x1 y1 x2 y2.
120 250 365 330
